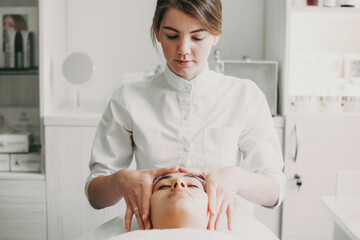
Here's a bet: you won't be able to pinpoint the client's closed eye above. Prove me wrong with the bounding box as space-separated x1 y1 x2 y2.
188 184 199 188
158 185 171 190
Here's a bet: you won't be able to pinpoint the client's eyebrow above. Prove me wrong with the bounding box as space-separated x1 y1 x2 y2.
156 174 198 183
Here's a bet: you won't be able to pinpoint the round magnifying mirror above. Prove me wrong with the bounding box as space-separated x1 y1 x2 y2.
62 52 95 112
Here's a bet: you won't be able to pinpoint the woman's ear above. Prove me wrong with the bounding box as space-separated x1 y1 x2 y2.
212 35 220 46
156 30 161 43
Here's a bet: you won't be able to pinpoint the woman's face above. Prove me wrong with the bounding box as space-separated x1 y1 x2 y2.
150 172 209 229
156 8 219 80
3 15 15 31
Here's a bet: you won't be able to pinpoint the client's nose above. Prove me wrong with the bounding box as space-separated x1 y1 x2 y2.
172 179 186 189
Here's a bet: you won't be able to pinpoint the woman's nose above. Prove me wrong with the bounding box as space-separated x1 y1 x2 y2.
172 179 186 189
177 38 190 56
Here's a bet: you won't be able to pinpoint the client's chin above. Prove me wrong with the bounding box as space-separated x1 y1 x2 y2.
151 201 208 229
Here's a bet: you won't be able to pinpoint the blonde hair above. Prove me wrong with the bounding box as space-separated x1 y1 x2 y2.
150 0 222 47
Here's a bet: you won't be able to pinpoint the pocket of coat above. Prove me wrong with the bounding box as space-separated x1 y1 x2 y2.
204 127 239 168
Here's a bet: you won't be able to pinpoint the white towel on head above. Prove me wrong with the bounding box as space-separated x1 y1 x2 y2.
107 228 238 240
105 212 279 240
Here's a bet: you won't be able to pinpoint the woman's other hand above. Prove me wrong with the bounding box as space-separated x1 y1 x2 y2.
113 166 179 232
179 166 239 231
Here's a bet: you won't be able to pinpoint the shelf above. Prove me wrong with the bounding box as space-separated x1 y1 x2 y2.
292 6 360 16
292 6 360 14
0 172 45 180
0 68 39 76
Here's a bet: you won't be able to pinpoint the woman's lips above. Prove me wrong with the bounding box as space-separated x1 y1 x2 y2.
168 190 191 198
175 60 192 66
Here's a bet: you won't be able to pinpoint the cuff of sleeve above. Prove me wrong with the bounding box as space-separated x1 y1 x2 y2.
265 172 285 209
84 173 109 201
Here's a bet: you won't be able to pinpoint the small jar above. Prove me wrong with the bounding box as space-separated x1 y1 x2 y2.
341 96 360 112
289 95 317 112
323 0 337 6
341 0 355 7
307 0 319 5
317 96 342 112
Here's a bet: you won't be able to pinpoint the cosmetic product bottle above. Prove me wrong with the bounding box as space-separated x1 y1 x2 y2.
28 32 35 68
15 31 23 69
341 0 355 7
307 0 319 6
323 0 337 6
4 29 16 68
21 31 31 68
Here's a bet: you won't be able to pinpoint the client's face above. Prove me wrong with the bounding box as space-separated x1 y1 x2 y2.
150 173 209 229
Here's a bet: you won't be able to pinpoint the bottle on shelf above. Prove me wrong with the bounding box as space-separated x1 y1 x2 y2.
323 0 337 7
341 0 355 7
307 0 319 6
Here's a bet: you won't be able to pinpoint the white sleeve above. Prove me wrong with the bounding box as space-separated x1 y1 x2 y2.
238 81 285 208
85 86 134 199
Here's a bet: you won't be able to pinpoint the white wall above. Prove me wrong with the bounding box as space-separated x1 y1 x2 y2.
212 0 265 61
56 0 265 108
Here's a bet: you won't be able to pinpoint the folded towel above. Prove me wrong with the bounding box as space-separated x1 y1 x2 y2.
107 228 238 240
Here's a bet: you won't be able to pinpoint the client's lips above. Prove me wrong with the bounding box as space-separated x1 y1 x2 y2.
168 189 191 198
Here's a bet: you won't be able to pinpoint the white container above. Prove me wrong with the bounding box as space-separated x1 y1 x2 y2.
289 95 317 113
324 0 337 6
317 96 342 112
10 152 41 173
341 96 360 112
0 154 10 172
341 0 356 6
4 29 16 68
0 133 31 153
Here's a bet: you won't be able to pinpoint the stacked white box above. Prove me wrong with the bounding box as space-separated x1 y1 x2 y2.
10 152 41 173
0 154 10 172
0 132 31 153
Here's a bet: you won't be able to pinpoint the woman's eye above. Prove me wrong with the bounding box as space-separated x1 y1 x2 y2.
167 35 178 40
158 185 171 190
192 37 203 41
188 184 199 188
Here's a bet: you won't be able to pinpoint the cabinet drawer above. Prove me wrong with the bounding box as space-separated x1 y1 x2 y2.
0 179 46 240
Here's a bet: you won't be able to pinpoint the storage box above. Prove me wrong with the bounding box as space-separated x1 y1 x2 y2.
10 152 41 173
0 154 10 172
0 108 40 144
0 132 31 153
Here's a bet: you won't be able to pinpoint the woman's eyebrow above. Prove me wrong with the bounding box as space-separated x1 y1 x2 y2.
162 26 205 34
184 174 199 179
154 175 172 186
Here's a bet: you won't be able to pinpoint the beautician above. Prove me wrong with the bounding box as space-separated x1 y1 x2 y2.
85 0 285 233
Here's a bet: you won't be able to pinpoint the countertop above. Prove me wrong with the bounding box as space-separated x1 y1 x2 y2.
321 197 360 240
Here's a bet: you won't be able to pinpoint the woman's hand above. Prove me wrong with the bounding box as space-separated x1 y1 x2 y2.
113 166 179 232
179 166 241 231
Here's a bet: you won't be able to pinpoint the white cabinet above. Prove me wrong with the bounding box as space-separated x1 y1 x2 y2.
0 1 45 239
0 178 46 240
45 125 125 240
266 2 360 115
281 113 360 239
